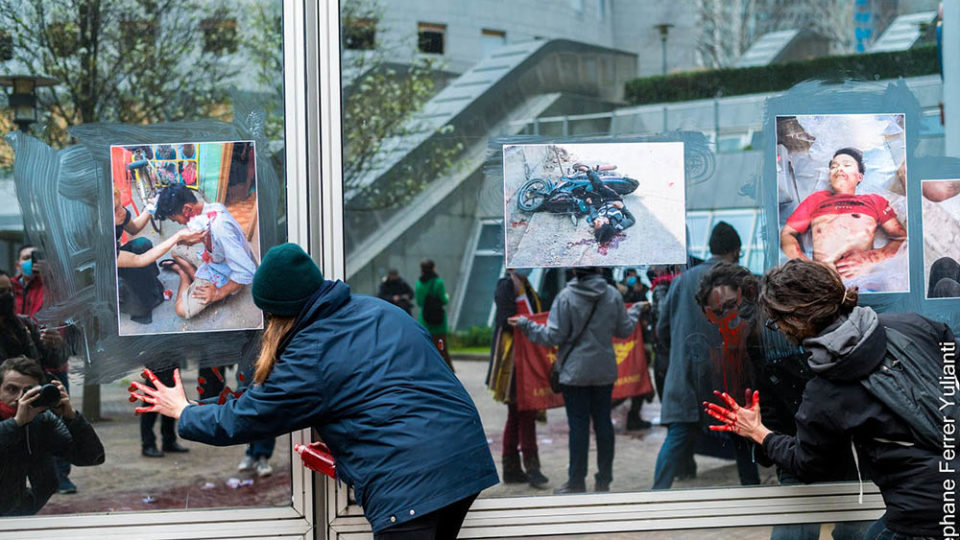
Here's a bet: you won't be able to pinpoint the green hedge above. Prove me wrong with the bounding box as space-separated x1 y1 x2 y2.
625 45 939 105
450 325 493 349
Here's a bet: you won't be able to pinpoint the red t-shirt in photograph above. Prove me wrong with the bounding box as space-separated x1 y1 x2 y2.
785 190 897 234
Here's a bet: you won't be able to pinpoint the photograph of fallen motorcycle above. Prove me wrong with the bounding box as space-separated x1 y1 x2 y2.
503 142 687 268
516 162 639 244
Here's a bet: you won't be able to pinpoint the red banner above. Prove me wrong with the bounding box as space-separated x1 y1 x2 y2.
513 306 653 411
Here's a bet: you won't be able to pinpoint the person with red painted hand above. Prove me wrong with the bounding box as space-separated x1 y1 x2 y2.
0 356 104 516
130 243 498 538
704 259 958 540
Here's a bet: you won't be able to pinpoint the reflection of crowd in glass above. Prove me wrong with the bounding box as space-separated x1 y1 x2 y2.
486 220 957 538
0 249 105 515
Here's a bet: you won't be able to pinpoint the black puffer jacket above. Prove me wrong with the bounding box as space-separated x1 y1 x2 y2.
0 411 105 516
762 307 958 536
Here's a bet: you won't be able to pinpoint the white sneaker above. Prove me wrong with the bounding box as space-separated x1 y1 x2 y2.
237 456 256 472
255 457 273 478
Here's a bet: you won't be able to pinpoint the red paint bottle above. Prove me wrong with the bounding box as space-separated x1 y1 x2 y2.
294 442 336 479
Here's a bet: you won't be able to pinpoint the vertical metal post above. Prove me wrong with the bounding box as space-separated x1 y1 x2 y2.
945 2 960 157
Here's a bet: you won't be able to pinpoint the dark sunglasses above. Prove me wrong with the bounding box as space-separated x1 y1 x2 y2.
706 298 739 319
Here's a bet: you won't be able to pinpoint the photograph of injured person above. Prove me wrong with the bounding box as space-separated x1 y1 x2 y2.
110 141 262 336
776 114 908 293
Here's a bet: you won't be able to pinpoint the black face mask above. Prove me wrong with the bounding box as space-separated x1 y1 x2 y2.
0 293 14 319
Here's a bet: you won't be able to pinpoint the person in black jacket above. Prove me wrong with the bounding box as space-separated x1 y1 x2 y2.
705 259 958 539
376 269 414 315
0 356 104 515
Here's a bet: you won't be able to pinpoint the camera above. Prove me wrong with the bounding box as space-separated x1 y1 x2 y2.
27 384 62 409
31 249 45 264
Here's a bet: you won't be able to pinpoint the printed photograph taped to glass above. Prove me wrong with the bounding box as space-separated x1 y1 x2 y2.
921 179 960 299
776 114 909 293
109 140 263 336
503 142 687 268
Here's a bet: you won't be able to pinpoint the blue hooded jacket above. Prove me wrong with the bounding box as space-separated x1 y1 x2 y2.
178 280 498 532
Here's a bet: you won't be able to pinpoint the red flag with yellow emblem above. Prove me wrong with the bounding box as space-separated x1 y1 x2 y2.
513 305 652 411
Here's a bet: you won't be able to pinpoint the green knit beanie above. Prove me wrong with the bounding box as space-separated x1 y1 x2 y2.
252 243 325 317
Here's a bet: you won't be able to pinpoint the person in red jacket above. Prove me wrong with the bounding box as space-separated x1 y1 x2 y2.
11 246 74 494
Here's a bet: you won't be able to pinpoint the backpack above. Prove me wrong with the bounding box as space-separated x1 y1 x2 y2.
421 281 444 326
859 324 959 451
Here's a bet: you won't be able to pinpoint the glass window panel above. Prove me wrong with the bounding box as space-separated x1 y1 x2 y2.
686 213 711 250
481 29 506 58
1 0 290 517
336 0 950 523
476 223 503 251
717 135 744 153
920 110 945 137
747 248 765 274
418 22 446 54
457 254 503 329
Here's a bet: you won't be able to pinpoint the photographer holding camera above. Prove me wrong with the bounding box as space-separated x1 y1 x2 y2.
0 355 104 516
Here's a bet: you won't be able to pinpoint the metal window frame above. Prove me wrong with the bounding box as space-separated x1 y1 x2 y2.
0 1 320 538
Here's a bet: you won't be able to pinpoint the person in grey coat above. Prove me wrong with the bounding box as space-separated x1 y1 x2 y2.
510 267 645 494
652 221 746 489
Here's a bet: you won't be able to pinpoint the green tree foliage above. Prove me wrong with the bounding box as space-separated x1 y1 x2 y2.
339 0 463 211
244 0 283 141
0 0 239 152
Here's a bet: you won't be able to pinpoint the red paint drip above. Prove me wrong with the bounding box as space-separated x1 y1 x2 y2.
706 308 750 400
597 232 627 256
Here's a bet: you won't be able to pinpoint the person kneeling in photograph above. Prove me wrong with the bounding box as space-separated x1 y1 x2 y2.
130 243 498 538
153 183 257 321
0 356 105 516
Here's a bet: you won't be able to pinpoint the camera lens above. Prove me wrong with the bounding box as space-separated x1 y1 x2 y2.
31 384 61 409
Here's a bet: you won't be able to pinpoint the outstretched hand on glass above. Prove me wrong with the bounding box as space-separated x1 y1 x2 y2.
703 389 772 445
128 368 191 419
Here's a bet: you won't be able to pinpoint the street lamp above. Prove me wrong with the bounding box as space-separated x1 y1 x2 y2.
0 74 58 132
654 23 674 76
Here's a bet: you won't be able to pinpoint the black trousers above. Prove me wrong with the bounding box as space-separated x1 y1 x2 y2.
140 365 177 449
374 493 478 540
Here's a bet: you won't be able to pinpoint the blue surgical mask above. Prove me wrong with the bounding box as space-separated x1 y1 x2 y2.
626 276 637 286
21 259 32 277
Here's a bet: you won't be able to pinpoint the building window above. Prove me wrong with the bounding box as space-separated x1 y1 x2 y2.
687 209 764 274
344 17 376 50
481 28 506 57
418 22 446 54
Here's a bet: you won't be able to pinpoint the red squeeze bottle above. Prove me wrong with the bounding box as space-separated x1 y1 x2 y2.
294 442 337 479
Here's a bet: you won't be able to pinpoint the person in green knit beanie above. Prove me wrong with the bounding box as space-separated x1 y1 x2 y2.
252 242 326 317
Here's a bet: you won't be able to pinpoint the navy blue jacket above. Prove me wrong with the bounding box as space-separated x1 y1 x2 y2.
178 281 498 532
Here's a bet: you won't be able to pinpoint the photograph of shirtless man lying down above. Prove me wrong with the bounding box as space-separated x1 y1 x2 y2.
776 114 908 293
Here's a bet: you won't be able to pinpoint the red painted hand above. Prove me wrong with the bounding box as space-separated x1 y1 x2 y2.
128 368 190 419
703 389 771 444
